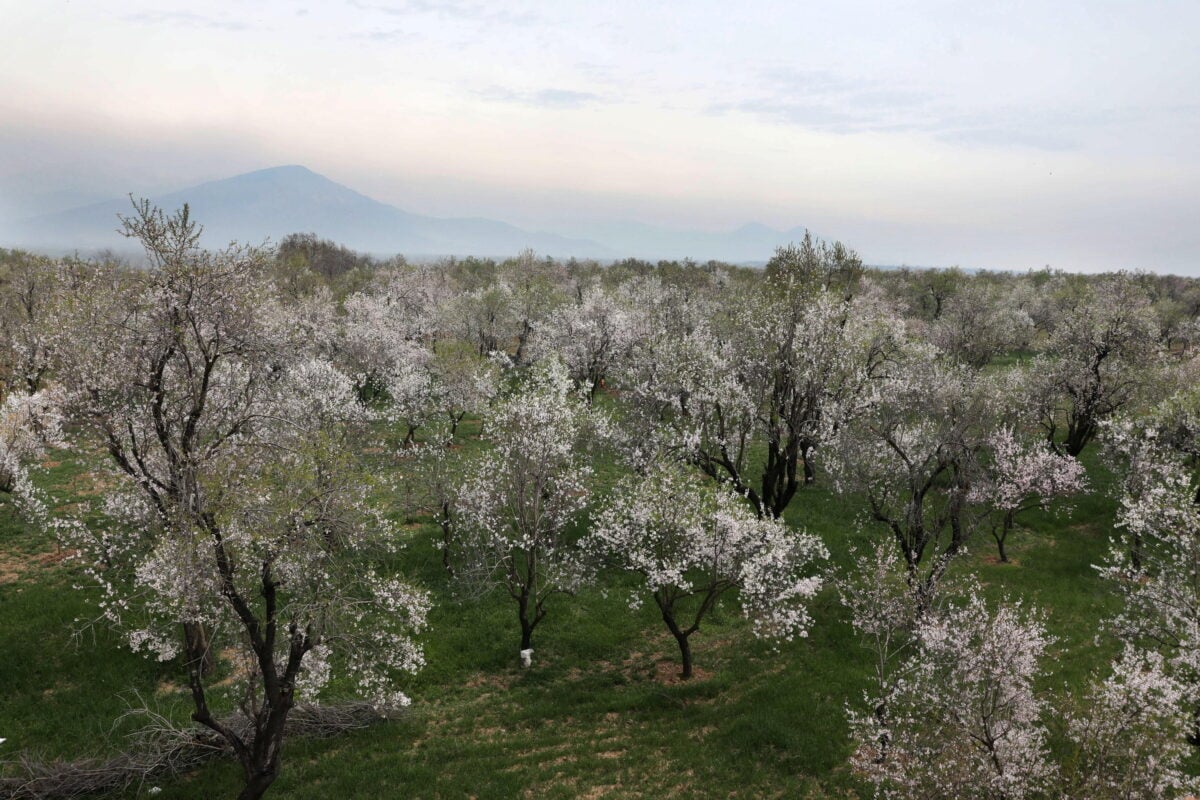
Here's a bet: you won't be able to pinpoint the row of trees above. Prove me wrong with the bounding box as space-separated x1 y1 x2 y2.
2 211 1199 798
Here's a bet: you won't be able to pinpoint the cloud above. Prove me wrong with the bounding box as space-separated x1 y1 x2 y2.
347 0 540 27
478 87 604 110
120 10 251 32
349 27 420 43
709 67 1087 152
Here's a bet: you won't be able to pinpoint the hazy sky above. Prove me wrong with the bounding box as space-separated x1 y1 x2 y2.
2 1 1198 272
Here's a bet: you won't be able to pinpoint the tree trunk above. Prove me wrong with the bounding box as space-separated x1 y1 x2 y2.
996 511 1014 564
183 621 215 677
1064 417 1094 457
236 689 294 800
237 772 277 800
518 592 535 651
659 602 694 679
514 320 532 365
673 630 693 680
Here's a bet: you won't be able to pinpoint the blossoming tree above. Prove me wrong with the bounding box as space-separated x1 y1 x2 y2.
970 427 1087 562
849 589 1056 799
454 358 602 656
587 461 827 678
825 347 995 601
50 202 429 800
0 388 62 518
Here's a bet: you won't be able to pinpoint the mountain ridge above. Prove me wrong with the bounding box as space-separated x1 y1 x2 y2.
8 165 812 262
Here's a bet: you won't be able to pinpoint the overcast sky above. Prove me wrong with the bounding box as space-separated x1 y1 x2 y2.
1 1 1198 272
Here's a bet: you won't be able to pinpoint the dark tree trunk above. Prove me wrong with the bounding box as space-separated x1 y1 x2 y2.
1064 416 1094 457
517 591 536 651
520 621 533 651
183 621 215 677
235 706 290 800
658 600 694 679
672 630 693 679
760 438 800 519
994 510 1015 564
514 319 532 365
238 774 277 800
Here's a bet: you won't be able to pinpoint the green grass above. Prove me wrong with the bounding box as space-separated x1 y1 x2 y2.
0 427 1139 798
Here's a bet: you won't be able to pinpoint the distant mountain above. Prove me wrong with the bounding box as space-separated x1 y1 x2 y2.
7 165 811 262
12 165 611 259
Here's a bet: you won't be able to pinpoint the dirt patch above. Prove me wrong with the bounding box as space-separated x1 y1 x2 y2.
210 646 256 689
981 555 1021 566
464 671 517 690
652 659 713 685
37 548 77 566
0 546 72 584
63 470 118 497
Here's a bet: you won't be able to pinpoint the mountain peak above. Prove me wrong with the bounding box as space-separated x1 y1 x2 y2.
200 164 338 190
241 164 322 180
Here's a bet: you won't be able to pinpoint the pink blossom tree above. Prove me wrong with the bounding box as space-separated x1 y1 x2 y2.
587 461 827 678
0 249 70 396
1024 274 1163 456
970 427 1087 563
1098 419 1200 741
0 388 62 519
531 285 634 402
617 259 897 518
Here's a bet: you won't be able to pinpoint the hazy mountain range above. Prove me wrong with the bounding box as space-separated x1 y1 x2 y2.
5 165 815 263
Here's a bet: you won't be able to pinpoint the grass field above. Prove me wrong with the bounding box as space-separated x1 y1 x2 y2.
0 417 1139 798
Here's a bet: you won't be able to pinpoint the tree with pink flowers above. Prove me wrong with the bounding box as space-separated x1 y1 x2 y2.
587 461 827 678
971 427 1087 562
